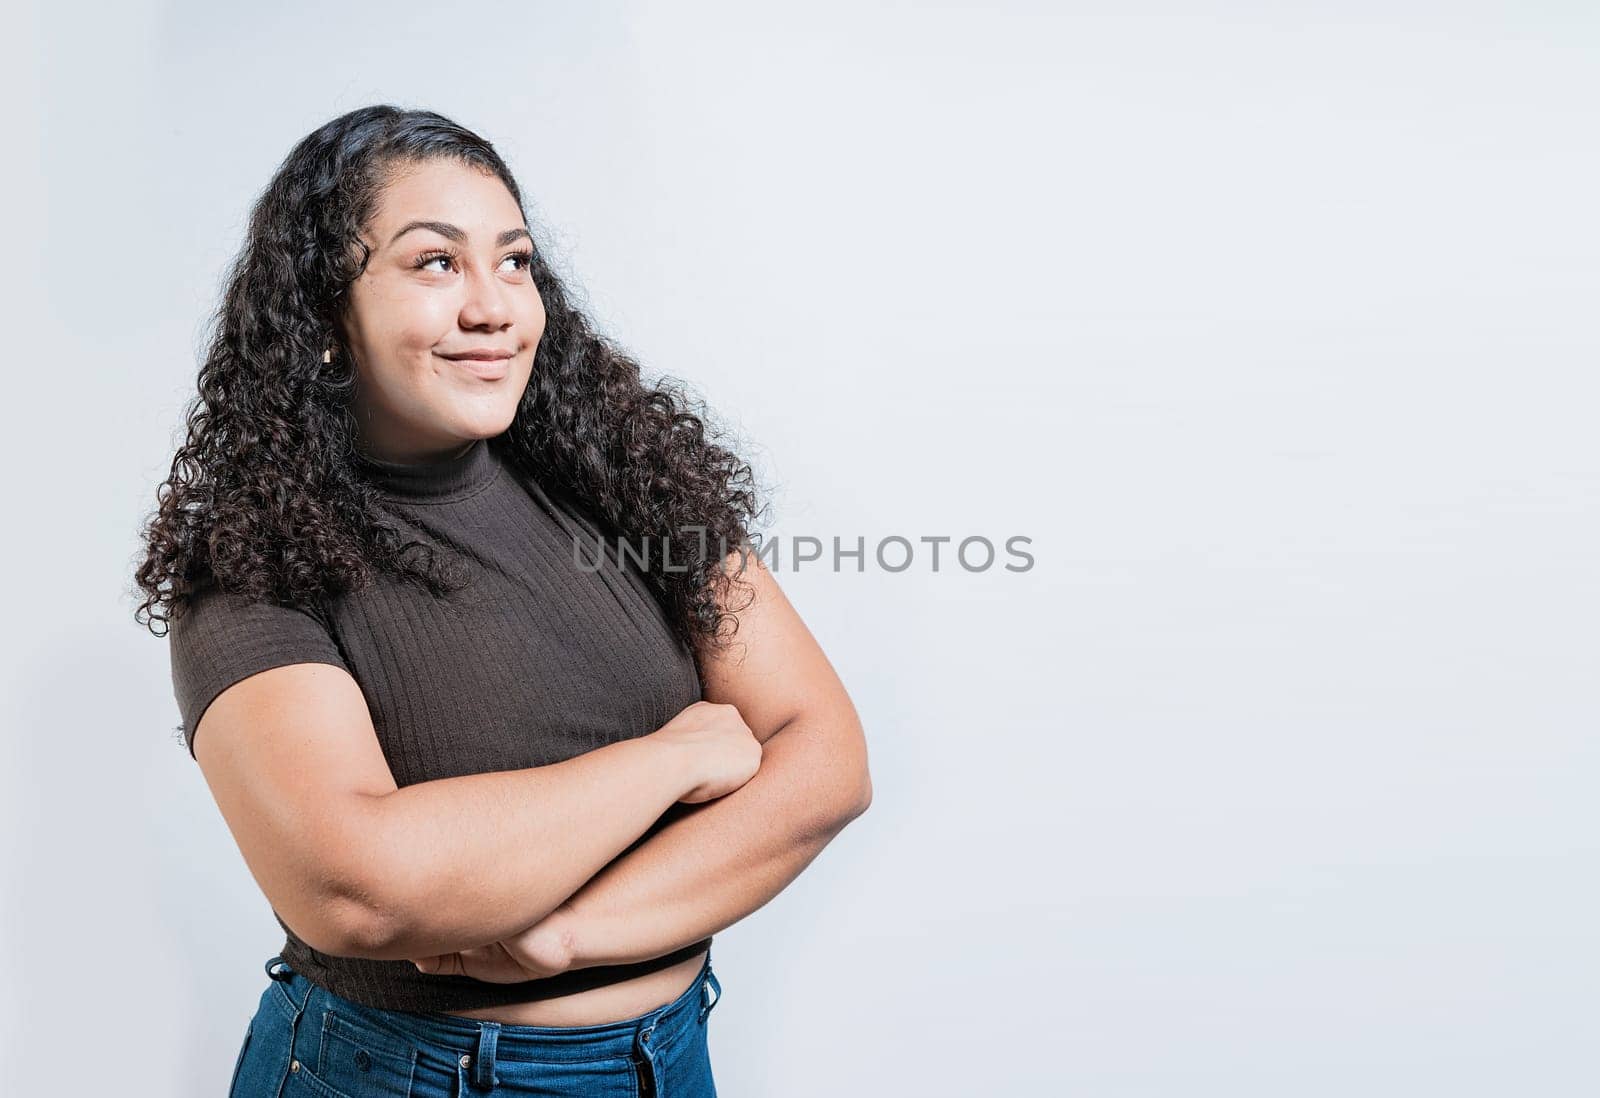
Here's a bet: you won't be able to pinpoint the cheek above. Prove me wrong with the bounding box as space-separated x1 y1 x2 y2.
359 289 449 357
523 290 548 333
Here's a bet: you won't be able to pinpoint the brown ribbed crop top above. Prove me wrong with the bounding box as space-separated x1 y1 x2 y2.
166 435 710 1012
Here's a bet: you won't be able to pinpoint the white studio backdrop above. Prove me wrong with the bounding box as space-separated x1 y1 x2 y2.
4 2 1597 1094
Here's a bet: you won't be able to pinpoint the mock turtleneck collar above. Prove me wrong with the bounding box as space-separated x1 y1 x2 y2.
354 435 500 503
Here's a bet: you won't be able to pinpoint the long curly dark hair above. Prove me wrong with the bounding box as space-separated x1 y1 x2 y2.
132 104 766 664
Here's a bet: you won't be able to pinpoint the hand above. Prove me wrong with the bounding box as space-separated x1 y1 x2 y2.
409 906 578 983
652 701 762 804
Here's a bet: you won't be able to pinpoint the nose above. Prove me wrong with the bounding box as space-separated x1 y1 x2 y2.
457 265 513 331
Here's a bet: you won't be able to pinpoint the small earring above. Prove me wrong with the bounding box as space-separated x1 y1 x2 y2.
323 347 334 363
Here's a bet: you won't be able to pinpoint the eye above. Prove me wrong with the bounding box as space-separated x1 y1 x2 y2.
413 248 534 274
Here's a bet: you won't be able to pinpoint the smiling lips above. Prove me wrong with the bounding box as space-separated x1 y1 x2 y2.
440 348 514 361
438 348 514 379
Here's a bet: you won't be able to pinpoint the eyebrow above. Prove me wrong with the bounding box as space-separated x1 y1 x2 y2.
387 220 533 249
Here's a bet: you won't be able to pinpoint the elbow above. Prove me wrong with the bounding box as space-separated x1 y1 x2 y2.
325 853 417 960
335 903 405 960
299 809 415 960
831 719 874 825
266 884 392 960
241 793 415 960
816 767 873 839
848 768 873 819
828 742 874 830
307 880 411 961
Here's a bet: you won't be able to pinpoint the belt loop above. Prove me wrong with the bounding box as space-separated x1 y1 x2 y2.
278 959 316 1080
471 1021 501 1088
699 965 721 1024
265 954 293 981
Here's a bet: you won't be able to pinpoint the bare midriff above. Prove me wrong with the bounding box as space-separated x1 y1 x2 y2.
435 947 709 1027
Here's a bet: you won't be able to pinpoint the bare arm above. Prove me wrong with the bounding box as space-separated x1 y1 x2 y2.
347 735 701 959
549 550 871 965
546 709 868 968
194 664 745 962
410 552 873 979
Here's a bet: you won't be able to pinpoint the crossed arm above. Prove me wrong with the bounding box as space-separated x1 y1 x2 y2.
410 552 873 979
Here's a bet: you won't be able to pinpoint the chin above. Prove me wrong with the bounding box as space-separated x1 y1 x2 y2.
457 405 520 435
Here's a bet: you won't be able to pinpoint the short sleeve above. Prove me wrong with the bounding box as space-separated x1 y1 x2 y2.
167 580 351 760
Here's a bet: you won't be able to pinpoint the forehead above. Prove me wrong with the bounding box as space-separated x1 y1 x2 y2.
369 159 522 243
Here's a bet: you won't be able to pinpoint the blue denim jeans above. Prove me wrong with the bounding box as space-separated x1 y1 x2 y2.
227 951 722 1097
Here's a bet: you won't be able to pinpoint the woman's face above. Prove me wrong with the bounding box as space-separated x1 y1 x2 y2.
340 158 544 463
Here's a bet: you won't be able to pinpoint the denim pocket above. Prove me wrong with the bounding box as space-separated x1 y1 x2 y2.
311 1007 420 1098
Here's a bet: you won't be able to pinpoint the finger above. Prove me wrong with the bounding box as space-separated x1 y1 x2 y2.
413 953 464 976
457 945 537 984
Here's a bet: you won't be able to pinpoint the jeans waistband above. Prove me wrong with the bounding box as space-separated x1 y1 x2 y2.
263 949 718 1088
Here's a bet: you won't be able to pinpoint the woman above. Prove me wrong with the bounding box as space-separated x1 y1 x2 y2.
133 105 872 1097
